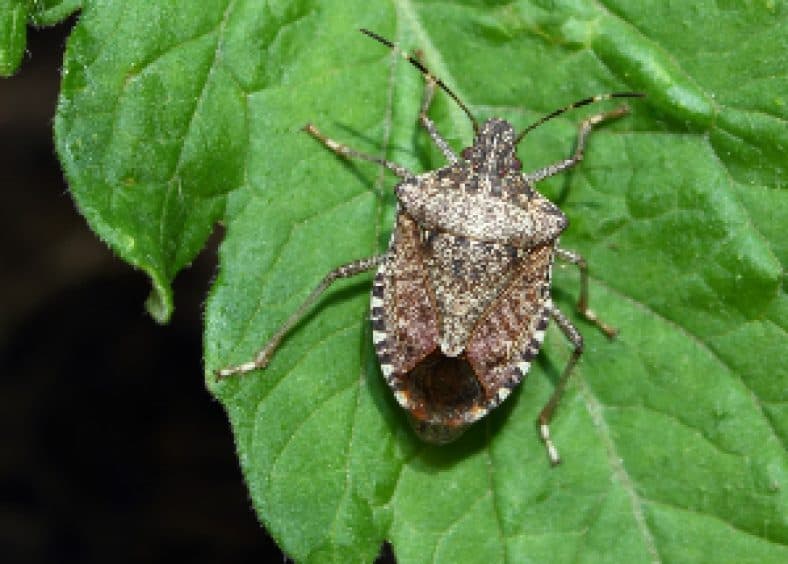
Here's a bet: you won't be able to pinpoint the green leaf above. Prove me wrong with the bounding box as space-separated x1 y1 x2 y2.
0 0 80 76
0 0 28 76
56 0 241 321
55 0 785 562
29 0 82 27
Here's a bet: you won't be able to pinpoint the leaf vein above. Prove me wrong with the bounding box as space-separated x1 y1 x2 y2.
608 404 753 459
430 491 492 563
160 0 237 254
326 363 364 550
246 319 361 428
222 188 370 362
577 377 663 563
484 422 508 562
596 279 787 451
265 382 357 492
645 497 788 549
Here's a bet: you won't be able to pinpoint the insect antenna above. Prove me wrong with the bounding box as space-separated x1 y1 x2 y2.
515 92 645 144
360 28 480 133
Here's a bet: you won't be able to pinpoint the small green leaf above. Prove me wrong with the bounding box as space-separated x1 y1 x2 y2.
56 0 241 321
0 0 80 76
53 0 786 562
0 0 28 76
30 0 81 26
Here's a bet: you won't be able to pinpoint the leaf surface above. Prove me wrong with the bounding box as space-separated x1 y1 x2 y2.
52 0 786 562
0 0 80 76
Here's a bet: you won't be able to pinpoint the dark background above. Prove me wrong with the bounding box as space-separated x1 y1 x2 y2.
0 18 288 564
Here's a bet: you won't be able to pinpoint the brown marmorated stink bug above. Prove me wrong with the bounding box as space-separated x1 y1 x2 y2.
217 29 643 465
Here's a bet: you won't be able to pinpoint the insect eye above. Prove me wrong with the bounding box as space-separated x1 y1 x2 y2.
461 147 474 160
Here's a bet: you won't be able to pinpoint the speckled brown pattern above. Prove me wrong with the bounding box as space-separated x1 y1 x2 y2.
371 123 563 442
218 29 639 463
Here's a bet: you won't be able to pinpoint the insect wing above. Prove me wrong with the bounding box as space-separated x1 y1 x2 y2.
464 242 556 417
371 212 441 394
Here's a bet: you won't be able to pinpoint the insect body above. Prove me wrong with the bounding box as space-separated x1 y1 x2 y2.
374 118 567 445
217 29 642 465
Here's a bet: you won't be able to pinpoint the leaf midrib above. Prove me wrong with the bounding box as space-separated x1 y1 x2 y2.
383 1 663 559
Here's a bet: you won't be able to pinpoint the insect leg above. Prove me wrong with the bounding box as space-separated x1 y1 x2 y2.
537 305 583 466
523 105 631 184
216 255 386 379
419 76 459 163
303 124 414 179
556 248 618 338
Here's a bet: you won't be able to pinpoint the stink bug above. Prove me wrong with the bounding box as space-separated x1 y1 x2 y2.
217 29 643 465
